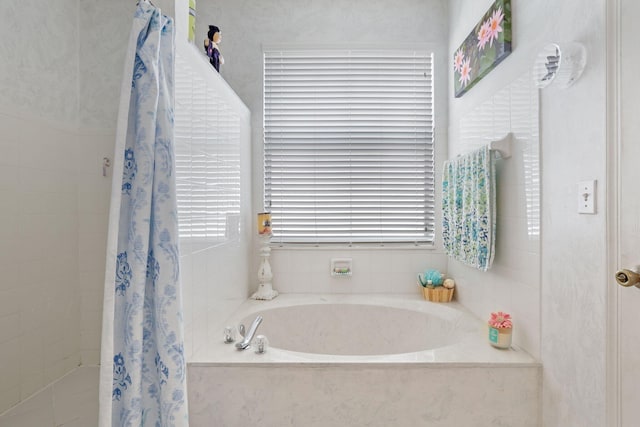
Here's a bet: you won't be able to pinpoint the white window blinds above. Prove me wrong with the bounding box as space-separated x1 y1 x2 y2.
264 49 435 244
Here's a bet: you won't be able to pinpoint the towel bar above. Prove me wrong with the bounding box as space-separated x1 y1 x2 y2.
490 133 513 159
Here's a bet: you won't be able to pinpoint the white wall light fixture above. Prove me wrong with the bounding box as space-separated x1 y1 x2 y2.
533 42 587 89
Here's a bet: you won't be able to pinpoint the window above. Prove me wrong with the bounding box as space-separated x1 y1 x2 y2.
264 49 434 244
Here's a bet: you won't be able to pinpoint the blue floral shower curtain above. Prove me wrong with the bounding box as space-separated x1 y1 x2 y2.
99 2 188 426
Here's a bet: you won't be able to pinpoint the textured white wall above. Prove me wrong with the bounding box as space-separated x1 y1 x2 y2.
79 0 135 130
78 0 186 129
0 0 79 125
196 0 450 294
448 0 607 425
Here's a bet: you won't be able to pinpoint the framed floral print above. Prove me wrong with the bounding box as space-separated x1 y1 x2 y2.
453 0 512 97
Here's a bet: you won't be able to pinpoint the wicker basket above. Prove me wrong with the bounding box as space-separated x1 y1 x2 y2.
420 285 454 302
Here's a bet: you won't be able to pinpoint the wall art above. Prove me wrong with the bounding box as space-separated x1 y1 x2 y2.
453 0 512 97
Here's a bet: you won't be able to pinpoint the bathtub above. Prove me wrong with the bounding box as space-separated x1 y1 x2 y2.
188 294 540 426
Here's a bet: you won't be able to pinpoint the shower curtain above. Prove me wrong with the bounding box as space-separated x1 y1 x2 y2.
99 2 188 426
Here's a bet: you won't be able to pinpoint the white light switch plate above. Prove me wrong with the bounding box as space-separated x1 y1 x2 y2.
578 180 596 214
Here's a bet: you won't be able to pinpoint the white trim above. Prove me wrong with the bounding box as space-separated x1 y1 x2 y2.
605 0 620 425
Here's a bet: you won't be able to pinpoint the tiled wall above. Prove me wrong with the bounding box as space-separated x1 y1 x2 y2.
175 43 253 361
449 0 608 425
76 131 115 366
270 249 448 294
0 113 81 414
447 74 541 358
0 367 98 426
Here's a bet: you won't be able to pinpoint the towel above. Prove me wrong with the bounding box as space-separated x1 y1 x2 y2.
442 145 496 271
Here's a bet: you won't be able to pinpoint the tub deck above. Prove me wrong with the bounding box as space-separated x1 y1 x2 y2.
189 293 538 367
188 294 540 426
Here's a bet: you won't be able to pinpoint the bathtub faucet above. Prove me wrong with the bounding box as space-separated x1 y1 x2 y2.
235 315 263 350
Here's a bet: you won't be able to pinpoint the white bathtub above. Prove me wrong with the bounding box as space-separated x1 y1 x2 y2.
191 294 536 364
239 301 472 356
188 294 541 426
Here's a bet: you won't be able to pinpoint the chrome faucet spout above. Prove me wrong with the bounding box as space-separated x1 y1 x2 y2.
235 316 263 350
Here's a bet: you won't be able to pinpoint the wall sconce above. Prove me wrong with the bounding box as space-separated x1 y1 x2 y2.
533 42 587 89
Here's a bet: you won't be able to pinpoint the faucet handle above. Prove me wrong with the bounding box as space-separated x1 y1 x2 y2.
223 326 236 343
238 324 245 338
254 335 268 354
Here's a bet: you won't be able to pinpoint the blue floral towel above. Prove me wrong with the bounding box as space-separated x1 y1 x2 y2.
442 145 496 271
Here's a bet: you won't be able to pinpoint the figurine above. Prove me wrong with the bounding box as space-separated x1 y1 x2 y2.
204 25 224 72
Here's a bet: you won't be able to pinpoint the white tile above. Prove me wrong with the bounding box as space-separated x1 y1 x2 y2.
0 387 21 416
44 359 70 385
0 313 20 344
269 250 289 275
0 386 53 427
270 272 298 294
52 368 98 426
80 350 101 367
0 139 22 168
287 250 315 274
0 338 21 395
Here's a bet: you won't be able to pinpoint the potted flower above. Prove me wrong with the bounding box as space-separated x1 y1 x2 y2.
488 311 512 349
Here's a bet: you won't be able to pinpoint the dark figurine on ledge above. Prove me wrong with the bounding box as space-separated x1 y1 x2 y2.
204 25 224 72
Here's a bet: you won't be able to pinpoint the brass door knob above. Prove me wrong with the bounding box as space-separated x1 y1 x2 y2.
615 269 640 288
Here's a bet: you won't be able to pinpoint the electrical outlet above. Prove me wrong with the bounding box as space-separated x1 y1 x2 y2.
578 180 596 214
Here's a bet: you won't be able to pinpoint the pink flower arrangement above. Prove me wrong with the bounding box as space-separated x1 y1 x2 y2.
488 311 512 329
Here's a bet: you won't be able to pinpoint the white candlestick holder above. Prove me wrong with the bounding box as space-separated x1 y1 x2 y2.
251 235 278 300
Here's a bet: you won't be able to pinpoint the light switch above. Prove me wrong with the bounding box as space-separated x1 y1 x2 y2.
578 180 596 214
